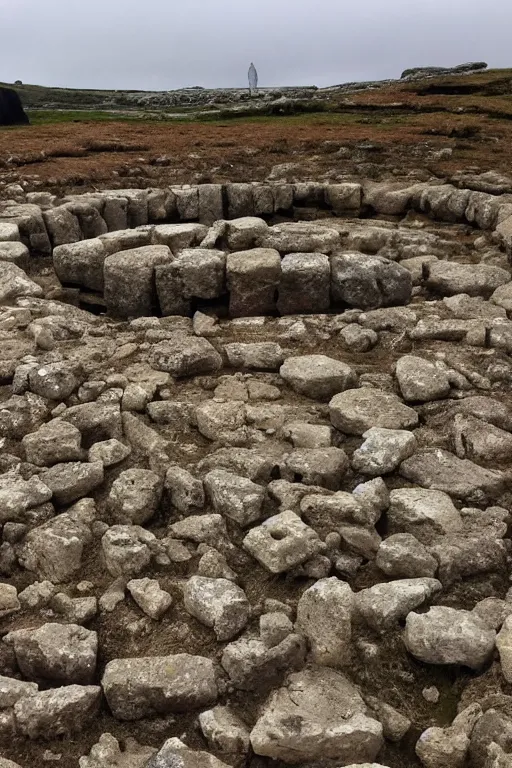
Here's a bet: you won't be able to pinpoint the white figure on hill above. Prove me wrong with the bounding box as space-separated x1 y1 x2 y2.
248 63 258 96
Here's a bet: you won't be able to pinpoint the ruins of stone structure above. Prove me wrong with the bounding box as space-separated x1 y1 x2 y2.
1 174 512 767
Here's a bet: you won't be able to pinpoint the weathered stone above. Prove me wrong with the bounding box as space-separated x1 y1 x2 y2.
404 606 496 669
330 388 418 435
225 342 284 370
102 654 218 720
41 461 104 504
165 465 204 513
427 261 510 297
226 248 281 316
351 427 417 476
18 500 95 582
101 525 156 577
104 245 172 317
22 419 82 466
356 578 442 631
396 355 451 402
0 473 52 523
280 355 356 401
250 666 383 763
53 239 107 292
127 578 172 620
108 469 162 525
13 685 101 739
331 252 412 310
243 510 323 573
296 577 353 666
221 634 306 690
199 706 251 755
183 576 250 640
277 253 330 314
376 534 438 578
280 447 349 489
28 362 78 400
400 450 505 502
204 469 265 526
388 488 462 542
149 337 222 377
4 623 97 684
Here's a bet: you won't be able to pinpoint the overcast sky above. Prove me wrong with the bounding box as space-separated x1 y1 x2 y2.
2 0 511 91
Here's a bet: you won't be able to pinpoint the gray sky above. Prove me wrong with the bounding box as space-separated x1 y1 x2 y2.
2 0 511 91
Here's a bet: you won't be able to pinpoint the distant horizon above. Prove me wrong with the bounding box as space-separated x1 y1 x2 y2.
2 0 510 92
5 61 505 95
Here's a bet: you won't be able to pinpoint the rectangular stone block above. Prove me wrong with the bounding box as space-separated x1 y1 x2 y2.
277 253 330 315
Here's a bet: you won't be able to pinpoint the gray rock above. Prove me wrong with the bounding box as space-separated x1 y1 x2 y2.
19 499 95 582
165 465 204 513
101 525 156 577
78 732 156 768
183 576 250 640
0 584 20 619
204 469 265 526
221 634 306 690
199 706 251 754
88 439 131 467
396 355 451 403
0 675 38 708
13 684 101 739
149 337 222 377
108 469 162 525
53 239 107 292
260 612 294 648
226 248 281 316
340 324 378 352
145 737 231 768
331 252 412 310
225 342 284 370
496 615 512 682
400 449 505 502
250 666 383 763
4 623 97 684
280 447 349 489
280 355 357 401
0 262 42 302
196 400 247 446
259 222 340 254
388 488 462 542
28 362 78 400
22 419 82 466
453 413 512 462
296 577 353 666
243 510 323 573
127 578 172 620
104 245 172 317
351 427 417 476
404 606 496 669
277 253 330 314
427 261 510 297
41 461 104 505
0 473 52 524
101 654 218 720
330 388 418 435
356 578 442 632
376 534 438 578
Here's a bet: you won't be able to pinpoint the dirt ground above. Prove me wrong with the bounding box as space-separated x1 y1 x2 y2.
1 106 511 196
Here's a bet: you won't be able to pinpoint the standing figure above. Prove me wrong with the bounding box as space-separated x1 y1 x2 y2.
248 63 258 96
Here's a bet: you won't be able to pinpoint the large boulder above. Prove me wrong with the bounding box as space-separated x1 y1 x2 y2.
101 654 218 720
331 252 412 310
330 388 418 435
280 355 356 401
0 87 29 126
404 606 496 669
250 666 383 763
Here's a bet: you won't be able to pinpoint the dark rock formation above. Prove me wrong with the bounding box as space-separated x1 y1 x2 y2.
0 87 29 126
401 62 487 79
